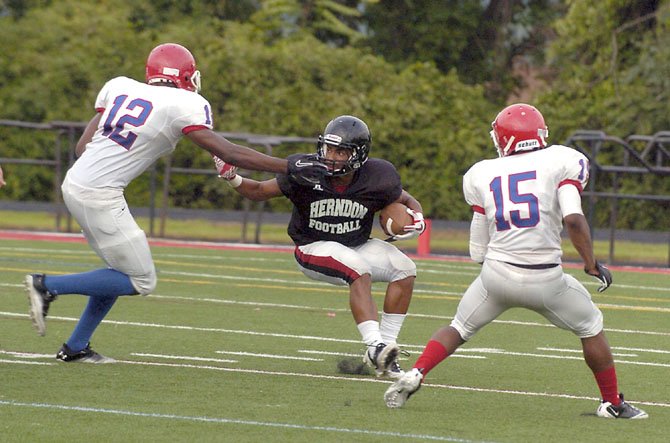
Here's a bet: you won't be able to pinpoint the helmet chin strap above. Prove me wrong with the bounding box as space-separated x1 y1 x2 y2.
502 135 515 156
191 70 201 93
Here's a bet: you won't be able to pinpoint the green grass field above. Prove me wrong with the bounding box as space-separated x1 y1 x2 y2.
0 208 667 266
1 235 669 442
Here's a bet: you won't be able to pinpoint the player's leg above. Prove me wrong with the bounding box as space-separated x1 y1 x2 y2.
537 271 647 418
55 296 118 363
385 261 507 408
26 180 155 358
355 238 416 345
295 241 398 372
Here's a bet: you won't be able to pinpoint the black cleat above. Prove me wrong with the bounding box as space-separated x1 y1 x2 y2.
56 343 116 364
596 393 648 419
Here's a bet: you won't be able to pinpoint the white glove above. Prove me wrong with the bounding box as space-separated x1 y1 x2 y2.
392 209 426 241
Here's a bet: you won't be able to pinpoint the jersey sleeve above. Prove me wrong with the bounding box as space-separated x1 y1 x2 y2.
94 77 118 112
558 147 589 193
463 163 484 214
276 153 302 196
276 171 295 197
175 95 215 135
376 159 402 206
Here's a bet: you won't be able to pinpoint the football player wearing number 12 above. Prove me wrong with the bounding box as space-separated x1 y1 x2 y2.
384 103 648 419
24 43 327 363
214 115 426 379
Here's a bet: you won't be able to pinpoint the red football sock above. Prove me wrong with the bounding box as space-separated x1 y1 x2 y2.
594 366 620 405
413 339 450 377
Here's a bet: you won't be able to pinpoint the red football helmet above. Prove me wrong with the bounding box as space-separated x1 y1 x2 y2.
145 43 201 92
490 103 549 157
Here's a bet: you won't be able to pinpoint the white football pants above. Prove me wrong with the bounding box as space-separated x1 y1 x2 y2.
451 259 603 340
295 238 416 286
61 175 157 295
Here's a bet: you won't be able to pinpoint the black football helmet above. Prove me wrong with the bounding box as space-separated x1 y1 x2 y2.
316 115 371 176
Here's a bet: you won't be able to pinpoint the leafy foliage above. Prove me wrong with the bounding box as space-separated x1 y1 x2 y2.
0 0 667 230
0 0 493 221
538 0 669 230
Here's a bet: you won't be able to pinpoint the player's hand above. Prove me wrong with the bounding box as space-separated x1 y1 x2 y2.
288 154 328 186
584 261 612 292
212 155 238 180
392 209 426 241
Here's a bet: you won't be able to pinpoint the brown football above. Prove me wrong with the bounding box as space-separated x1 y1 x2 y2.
379 202 412 236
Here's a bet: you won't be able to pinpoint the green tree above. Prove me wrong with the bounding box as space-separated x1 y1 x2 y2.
538 0 669 230
250 0 378 44
0 0 494 221
363 0 565 102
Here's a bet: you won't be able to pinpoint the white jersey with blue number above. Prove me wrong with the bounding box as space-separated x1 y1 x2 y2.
67 76 214 189
462 145 589 265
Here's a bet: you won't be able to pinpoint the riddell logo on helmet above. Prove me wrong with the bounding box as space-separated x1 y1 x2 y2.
324 134 343 144
516 140 540 150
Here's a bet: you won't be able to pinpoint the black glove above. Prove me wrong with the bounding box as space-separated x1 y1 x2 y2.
287 154 328 186
584 261 612 293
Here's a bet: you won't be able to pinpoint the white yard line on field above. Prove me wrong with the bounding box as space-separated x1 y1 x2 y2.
131 353 238 363
2 353 668 411
537 347 639 357
214 350 323 361
0 399 488 443
2 309 670 344
296 349 487 360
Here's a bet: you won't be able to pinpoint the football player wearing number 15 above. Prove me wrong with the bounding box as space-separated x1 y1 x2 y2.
24 43 327 363
384 103 648 419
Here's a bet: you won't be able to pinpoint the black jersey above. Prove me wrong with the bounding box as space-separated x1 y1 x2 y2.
277 154 402 247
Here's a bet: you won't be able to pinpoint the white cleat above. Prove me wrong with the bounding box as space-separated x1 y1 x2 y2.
25 274 56 336
384 368 423 408
363 342 399 375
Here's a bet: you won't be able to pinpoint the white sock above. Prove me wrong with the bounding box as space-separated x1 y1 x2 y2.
357 320 383 347
380 312 406 344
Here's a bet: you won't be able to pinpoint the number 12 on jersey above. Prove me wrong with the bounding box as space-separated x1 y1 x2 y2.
489 171 539 231
102 94 154 150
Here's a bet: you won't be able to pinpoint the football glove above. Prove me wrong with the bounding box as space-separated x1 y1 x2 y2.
391 209 426 241
288 154 328 186
584 261 612 293
212 155 239 180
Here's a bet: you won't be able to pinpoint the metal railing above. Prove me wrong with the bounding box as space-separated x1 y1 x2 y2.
565 130 670 266
1 120 669 265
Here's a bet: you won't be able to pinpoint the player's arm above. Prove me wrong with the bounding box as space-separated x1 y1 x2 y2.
231 177 283 201
395 189 423 214
560 185 612 292
463 166 488 263
0 164 6 187
188 129 287 174
212 155 283 201
469 211 488 264
75 112 103 157
189 129 327 185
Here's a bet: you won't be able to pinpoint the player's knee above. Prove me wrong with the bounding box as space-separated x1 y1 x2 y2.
390 256 416 280
450 319 474 342
131 271 157 295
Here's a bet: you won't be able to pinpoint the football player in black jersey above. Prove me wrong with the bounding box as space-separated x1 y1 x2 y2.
214 115 426 379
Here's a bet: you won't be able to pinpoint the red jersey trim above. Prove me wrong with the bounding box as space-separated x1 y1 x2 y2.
95 107 105 113
182 125 210 135
471 205 485 214
558 179 583 193
294 246 360 284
